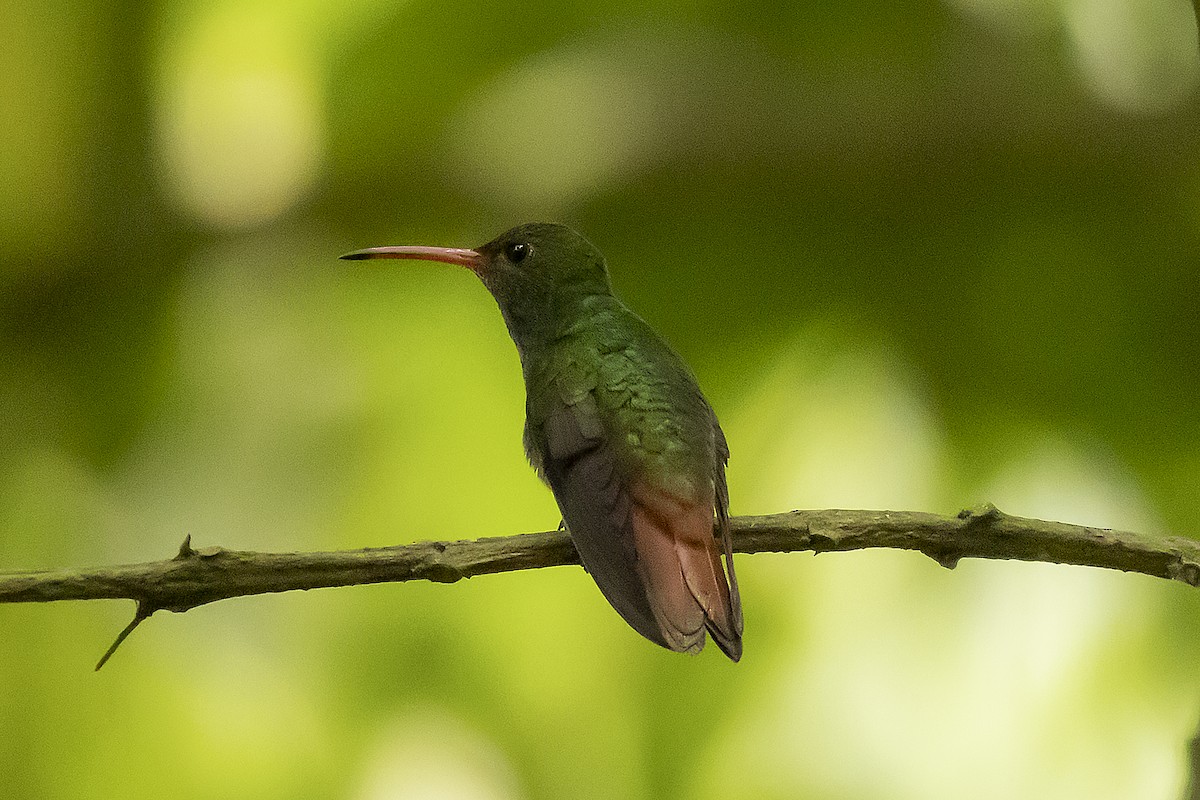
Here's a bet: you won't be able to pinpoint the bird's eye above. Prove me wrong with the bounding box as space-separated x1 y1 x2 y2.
505 242 530 263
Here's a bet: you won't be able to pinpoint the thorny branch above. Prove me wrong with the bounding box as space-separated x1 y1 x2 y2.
0 504 1198 668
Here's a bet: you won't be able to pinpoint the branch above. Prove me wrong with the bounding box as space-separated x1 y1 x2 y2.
1 505 1198 667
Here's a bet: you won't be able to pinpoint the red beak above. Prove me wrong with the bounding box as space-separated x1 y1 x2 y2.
339 245 483 271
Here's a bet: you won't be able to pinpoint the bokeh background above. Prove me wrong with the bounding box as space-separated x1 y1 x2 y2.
2 0 1200 797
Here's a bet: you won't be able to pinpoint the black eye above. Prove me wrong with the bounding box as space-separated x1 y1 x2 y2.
505 242 530 263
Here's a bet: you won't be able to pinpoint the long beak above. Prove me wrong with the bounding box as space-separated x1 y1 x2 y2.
339 245 482 271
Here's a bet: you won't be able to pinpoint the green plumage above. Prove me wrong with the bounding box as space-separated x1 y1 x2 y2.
524 297 717 493
343 223 743 659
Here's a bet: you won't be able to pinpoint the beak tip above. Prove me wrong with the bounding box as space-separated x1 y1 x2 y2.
336 245 482 269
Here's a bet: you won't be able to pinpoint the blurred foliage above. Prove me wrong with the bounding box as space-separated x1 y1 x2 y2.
1 0 1199 798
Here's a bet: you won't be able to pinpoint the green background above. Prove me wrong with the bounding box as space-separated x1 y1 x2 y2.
2 0 1199 797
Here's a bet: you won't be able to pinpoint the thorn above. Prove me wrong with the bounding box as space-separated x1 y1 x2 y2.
176 534 196 559
958 502 1002 523
95 603 153 671
933 550 962 570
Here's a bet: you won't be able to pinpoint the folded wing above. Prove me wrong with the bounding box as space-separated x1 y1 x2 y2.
537 394 742 660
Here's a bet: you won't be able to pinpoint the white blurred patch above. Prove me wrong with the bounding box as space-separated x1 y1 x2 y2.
356 710 521 800
445 43 662 215
733 328 944 513
707 424 1184 799
946 0 1199 113
155 8 323 228
1062 0 1200 113
984 435 1160 532
945 0 1062 34
114 233 365 553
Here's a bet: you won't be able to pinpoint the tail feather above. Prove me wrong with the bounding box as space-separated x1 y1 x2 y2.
631 482 742 661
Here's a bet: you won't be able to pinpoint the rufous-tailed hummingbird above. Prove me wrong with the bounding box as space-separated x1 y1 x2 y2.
341 223 743 660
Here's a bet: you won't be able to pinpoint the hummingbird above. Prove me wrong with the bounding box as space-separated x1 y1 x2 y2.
341 223 743 660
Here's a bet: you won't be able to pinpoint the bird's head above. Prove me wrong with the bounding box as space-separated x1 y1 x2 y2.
342 222 614 345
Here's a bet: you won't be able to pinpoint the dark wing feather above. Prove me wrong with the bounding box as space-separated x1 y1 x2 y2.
536 390 742 659
539 397 667 646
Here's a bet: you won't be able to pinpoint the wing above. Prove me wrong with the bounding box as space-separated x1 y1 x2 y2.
533 383 742 659
538 394 664 645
